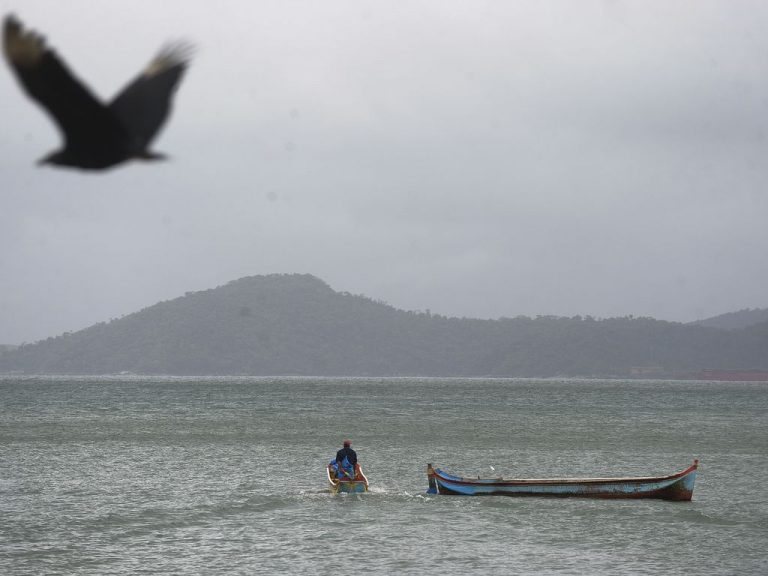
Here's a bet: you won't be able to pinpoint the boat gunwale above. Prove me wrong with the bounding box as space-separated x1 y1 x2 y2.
430 460 698 487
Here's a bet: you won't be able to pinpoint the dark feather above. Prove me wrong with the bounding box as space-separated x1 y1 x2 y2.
2 14 191 170
109 43 193 150
2 15 125 154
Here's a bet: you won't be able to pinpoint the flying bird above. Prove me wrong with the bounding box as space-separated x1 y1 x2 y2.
2 15 192 170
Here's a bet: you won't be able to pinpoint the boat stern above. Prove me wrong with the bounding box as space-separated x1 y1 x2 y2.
426 463 438 494
328 462 370 494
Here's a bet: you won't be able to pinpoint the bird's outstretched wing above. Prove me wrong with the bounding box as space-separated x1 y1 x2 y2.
109 43 192 149
2 15 119 150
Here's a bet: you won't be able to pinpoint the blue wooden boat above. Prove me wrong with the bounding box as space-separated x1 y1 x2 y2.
327 462 369 494
426 460 698 501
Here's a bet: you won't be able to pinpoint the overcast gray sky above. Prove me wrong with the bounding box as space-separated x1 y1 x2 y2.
1 0 767 344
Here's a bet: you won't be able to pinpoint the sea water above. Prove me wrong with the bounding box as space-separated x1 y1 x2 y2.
1 376 766 575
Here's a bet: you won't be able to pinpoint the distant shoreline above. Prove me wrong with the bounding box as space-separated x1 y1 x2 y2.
2 372 767 382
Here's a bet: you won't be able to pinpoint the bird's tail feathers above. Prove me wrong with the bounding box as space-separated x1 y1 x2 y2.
136 151 168 162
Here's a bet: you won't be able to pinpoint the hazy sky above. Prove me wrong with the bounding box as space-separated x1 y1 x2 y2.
2 0 767 344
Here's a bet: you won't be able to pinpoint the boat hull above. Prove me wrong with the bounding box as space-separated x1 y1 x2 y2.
426 460 698 501
327 463 369 494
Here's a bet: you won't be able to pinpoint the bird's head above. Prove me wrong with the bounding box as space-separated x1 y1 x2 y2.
36 150 69 167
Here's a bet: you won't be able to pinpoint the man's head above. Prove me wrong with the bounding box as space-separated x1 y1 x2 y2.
343 440 351 448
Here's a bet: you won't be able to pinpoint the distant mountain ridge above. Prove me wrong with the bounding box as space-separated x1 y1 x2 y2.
1 274 766 377
691 308 768 330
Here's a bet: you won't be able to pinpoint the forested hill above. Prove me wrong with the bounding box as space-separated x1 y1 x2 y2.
691 308 768 330
1 274 766 377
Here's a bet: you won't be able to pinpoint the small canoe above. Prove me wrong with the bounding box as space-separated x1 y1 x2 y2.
327 462 369 494
426 460 698 501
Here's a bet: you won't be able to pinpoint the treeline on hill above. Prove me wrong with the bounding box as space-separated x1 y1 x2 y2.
690 307 768 330
1 274 766 377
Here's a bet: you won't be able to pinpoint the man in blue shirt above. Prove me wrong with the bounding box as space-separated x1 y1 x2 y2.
333 439 358 480
336 439 357 467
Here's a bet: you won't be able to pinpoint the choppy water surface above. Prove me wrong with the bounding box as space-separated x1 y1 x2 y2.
1 376 766 574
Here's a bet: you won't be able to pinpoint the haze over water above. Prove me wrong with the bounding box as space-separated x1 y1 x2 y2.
1 376 766 574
